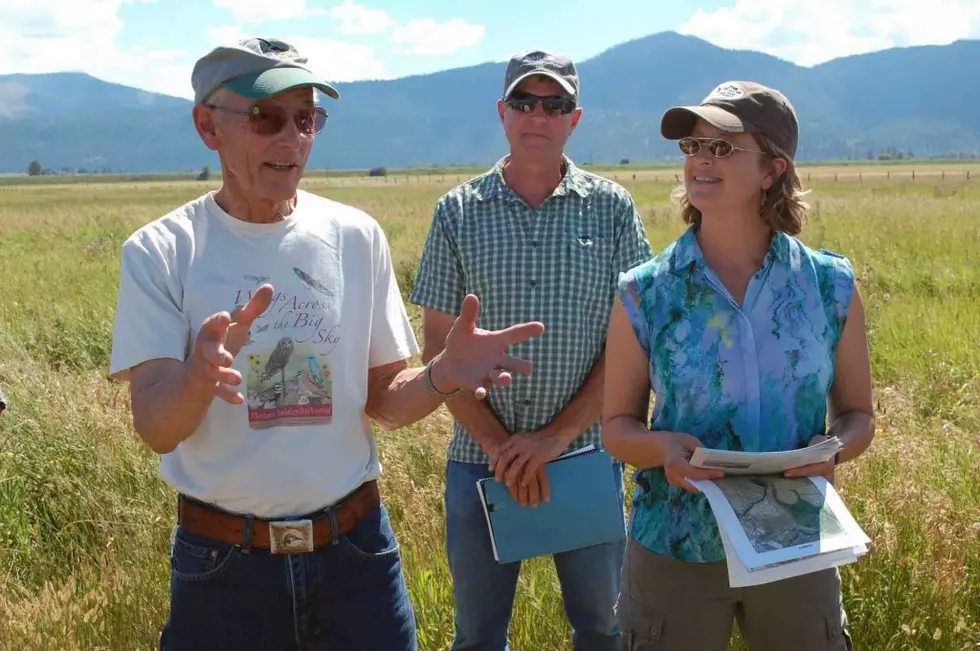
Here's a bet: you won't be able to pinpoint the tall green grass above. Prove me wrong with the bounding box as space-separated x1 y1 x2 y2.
1 170 978 650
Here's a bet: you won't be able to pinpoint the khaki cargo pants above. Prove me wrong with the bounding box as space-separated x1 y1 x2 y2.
616 538 853 651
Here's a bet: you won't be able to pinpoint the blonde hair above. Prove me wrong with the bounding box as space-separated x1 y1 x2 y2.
672 132 810 236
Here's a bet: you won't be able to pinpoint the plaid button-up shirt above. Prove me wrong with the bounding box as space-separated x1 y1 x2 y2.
410 156 653 464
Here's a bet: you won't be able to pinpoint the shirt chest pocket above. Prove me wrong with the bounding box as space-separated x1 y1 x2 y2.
557 227 611 316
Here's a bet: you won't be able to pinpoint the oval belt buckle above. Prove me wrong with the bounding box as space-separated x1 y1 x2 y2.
269 519 315 554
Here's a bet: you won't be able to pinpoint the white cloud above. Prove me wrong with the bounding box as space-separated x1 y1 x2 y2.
391 18 485 56
0 2 391 101
206 25 248 47
325 3 486 56
142 49 186 61
212 0 325 24
0 0 193 99
3 0 123 41
202 28 391 83
679 0 980 66
285 37 391 82
331 0 394 35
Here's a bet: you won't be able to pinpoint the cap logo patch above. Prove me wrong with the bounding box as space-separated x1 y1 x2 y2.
705 82 744 102
241 38 304 62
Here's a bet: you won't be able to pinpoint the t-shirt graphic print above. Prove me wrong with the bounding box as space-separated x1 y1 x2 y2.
238 264 340 428
247 336 333 427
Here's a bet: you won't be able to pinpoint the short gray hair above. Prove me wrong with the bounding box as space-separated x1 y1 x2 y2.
203 86 234 106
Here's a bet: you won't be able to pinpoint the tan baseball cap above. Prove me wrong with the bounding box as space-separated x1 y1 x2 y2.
191 37 340 105
661 80 799 158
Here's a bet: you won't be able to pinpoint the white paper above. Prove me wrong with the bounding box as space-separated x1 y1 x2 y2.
690 437 842 476
553 443 597 460
475 481 502 562
718 525 867 588
689 474 870 572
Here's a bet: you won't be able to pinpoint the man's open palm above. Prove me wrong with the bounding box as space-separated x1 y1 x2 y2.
441 295 545 399
191 284 274 404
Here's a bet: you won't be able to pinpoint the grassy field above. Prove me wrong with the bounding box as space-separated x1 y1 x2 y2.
0 165 978 650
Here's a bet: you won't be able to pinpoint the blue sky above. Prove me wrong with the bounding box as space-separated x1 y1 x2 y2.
3 0 980 99
118 0 732 79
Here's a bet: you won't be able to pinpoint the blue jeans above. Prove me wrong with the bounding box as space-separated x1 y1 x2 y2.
445 460 626 651
159 502 417 651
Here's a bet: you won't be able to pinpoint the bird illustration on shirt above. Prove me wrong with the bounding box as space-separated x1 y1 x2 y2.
293 267 333 297
305 356 326 388
259 337 295 394
243 274 271 286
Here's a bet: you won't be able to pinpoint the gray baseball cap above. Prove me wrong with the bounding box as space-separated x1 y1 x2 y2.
191 37 340 105
661 80 799 158
502 49 579 101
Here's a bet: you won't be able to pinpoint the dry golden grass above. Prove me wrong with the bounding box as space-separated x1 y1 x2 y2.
0 168 978 650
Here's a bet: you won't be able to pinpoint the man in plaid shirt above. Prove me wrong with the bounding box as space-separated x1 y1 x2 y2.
411 49 652 651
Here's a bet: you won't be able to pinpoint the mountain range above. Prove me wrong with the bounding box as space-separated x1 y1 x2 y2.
2 32 979 175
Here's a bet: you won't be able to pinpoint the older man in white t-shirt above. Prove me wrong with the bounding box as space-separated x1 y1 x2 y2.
108 37 544 651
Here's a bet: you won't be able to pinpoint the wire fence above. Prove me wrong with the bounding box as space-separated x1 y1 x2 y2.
0 167 976 191
296 167 977 187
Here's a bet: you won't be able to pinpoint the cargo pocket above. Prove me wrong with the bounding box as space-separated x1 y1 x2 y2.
618 595 665 650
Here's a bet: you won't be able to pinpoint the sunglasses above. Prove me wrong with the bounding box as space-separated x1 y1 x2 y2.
206 103 328 136
504 92 576 116
678 136 767 158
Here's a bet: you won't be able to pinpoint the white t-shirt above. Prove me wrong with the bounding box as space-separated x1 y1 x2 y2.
109 189 420 518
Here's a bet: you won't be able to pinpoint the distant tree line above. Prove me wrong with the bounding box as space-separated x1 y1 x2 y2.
27 159 115 176
25 160 220 179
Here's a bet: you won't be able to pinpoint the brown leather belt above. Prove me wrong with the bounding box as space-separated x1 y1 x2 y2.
177 480 380 554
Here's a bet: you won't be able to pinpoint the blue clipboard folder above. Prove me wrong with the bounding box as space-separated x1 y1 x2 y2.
476 445 626 564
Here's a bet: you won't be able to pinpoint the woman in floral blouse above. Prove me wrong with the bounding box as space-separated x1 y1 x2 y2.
602 81 875 651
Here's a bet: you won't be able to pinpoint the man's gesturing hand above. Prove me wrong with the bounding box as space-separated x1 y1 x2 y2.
433 294 545 400
188 284 274 404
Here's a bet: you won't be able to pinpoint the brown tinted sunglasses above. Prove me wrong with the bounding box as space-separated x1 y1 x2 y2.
205 102 328 136
678 136 766 158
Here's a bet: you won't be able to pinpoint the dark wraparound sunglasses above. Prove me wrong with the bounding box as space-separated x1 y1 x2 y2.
206 103 328 136
678 136 767 158
504 92 576 116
